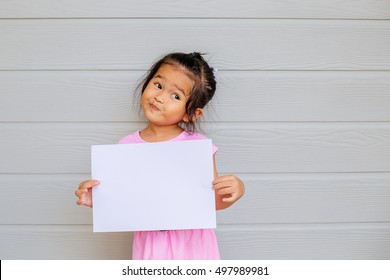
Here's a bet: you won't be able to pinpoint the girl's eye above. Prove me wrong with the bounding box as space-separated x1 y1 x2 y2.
155 83 162 89
171 93 180 100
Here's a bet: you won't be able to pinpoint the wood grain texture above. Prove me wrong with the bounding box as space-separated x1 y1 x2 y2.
217 173 390 224
1 123 389 174
1 173 389 225
1 19 390 70
1 0 390 19
2 0 390 261
1 224 389 259
0 174 92 225
217 223 390 259
0 225 133 259
2 71 390 122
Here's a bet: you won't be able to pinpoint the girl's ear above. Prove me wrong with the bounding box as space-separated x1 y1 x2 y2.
183 108 203 122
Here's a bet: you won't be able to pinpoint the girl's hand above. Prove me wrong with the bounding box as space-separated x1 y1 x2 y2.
75 180 100 207
213 175 245 210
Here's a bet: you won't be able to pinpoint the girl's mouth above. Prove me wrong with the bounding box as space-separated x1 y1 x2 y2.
149 103 160 111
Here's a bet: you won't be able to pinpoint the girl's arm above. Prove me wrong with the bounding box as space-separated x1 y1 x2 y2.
212 156 245 210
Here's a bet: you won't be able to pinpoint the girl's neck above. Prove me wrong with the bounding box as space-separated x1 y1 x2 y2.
140 124 184 142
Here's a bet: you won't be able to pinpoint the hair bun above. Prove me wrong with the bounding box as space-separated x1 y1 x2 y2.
211 67 218 81
190 52 204 60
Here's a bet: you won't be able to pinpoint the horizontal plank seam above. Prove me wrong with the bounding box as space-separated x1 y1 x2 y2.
2 121 390 124
2 171 390 175
2 69 390 72
1 222 390 229
2 171 390 176
1 17 390 21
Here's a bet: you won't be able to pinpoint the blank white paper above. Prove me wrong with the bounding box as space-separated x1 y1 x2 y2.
91 139 216 232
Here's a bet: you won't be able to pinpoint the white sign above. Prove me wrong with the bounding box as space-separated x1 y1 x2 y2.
91 140 216 232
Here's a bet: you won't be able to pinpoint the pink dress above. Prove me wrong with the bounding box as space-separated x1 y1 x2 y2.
118 130 220 260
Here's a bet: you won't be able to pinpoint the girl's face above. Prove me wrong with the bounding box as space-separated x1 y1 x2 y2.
141 64 194 126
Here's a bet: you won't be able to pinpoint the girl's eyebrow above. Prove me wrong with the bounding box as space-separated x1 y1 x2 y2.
154 74 186 96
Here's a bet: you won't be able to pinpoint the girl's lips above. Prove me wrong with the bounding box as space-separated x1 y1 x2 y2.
149 103 160 111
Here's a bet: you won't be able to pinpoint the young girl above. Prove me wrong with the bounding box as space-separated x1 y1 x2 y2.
75 52 245 260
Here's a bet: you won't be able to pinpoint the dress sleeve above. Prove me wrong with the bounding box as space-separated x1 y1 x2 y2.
189 132 218 156
212 143 218 155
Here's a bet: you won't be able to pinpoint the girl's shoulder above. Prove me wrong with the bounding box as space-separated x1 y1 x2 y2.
179 131 210 141
117 131 143 144
180 131 218 155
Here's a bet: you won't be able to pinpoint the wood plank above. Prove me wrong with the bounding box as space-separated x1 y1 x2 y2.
217 173 390 224
0 174 92 225
1 224 389 259
217 223 390 259
0 225 132 259
1 0 390 19
2 71 390 122
1 19 390 70
1 123 389 174
210 122 390 173
0 71 140 122
1 173 389 225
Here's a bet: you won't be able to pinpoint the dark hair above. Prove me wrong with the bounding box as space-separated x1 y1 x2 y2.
137 52 217 132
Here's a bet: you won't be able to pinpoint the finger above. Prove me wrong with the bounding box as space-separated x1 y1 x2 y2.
78 180 100 189
76 194 92 205
213 175 234 185
79 180 100 189
75 188 88 198
216 186 234 196
213 180 234 190
222 193 239 203
76 199 90 207
76 196 86 205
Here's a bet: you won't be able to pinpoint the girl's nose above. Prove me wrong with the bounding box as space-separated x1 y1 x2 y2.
154 92 164 103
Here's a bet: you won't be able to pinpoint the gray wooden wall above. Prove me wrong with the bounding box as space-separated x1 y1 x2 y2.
1 0 390 259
